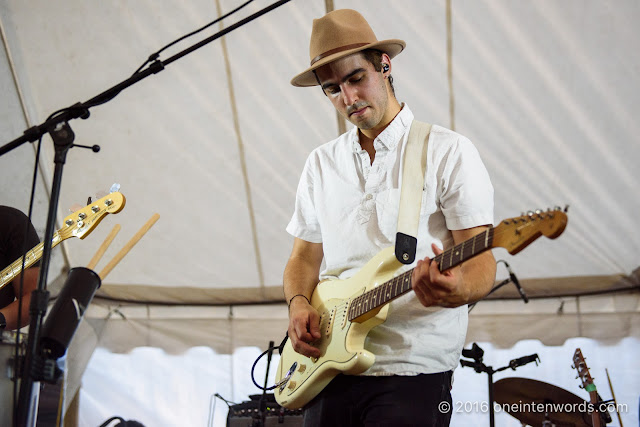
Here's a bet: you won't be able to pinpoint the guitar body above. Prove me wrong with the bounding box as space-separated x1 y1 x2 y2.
274 208 568 410
275 247 403 409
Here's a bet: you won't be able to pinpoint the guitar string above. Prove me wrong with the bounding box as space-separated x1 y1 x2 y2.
348 212 564 319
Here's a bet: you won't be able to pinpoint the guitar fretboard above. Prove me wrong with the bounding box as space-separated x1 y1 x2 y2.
0 232 62 290
348 227 494 321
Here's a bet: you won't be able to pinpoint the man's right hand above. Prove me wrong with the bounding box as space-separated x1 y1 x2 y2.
287 297 322 358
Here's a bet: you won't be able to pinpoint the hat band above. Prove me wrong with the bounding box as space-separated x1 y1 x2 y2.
310 42 370 66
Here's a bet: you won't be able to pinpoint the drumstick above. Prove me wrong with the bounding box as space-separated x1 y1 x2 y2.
86 224 121 270
98 213 160 280
606 368 623 427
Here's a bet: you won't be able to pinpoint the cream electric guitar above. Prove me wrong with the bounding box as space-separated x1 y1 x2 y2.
0 192 126 291
275 208 568 409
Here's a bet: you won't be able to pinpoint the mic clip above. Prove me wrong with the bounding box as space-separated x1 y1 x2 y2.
508 353 540 370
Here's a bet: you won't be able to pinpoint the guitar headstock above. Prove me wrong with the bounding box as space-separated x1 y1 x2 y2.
572 348 596 391
58 192 126 240
492 207 568 255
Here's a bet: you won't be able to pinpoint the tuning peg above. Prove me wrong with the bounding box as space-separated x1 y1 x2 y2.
564 205 570 212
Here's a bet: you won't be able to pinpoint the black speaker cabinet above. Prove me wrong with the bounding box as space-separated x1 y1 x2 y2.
227 394 303 427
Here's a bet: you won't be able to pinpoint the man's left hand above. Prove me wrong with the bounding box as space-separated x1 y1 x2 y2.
411 243 471 308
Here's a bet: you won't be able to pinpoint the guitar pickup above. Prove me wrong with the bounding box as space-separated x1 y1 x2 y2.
340 301 350 329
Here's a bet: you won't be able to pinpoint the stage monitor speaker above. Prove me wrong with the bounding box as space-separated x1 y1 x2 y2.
226 394 303 427
226 415 303 427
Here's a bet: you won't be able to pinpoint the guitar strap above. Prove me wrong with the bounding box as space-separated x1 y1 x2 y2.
395 120 431 264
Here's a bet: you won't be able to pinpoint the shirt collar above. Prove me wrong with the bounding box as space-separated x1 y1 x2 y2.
349 104 414 152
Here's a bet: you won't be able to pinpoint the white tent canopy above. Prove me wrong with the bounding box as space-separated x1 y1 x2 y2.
1 0 639 425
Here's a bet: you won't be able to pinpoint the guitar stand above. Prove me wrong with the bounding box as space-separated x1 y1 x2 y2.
460 343 540 427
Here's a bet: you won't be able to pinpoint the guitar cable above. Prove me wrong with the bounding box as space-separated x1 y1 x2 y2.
132 0 255 76
250 334 288 391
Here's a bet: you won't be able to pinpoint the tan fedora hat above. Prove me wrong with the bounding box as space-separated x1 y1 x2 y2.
291 9 406 87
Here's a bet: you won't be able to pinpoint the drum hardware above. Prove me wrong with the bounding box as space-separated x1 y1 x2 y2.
460 342 540 427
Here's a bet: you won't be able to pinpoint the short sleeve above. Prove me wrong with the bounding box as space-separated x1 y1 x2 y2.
286 153 323 243
438 136 494 230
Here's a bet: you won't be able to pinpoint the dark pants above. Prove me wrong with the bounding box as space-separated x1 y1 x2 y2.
302 372 453 427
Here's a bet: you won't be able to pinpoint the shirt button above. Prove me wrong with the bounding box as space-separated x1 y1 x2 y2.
365 194 373 200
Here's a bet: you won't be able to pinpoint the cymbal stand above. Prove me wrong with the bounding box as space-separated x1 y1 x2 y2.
541 399 554 427
460 343 540 427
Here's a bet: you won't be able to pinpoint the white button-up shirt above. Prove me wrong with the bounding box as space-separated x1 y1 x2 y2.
287 105 494 375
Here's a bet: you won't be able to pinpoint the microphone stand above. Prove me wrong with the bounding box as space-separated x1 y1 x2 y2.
460 343 539 427
467 277 511 313
255 340 276 427
0 1 293 425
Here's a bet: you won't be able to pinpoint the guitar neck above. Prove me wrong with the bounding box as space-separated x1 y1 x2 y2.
348 227 495 321
0 231 63 291
589 390 601 427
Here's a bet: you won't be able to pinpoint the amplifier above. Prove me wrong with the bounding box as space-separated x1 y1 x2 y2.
227 394 303 427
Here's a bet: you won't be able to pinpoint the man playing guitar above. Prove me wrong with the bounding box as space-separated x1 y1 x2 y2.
283 9 496 426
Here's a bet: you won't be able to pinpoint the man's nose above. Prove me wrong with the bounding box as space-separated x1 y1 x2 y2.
342 85 358 107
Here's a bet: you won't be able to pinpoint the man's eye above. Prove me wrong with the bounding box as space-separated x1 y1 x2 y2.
327 87 340 95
